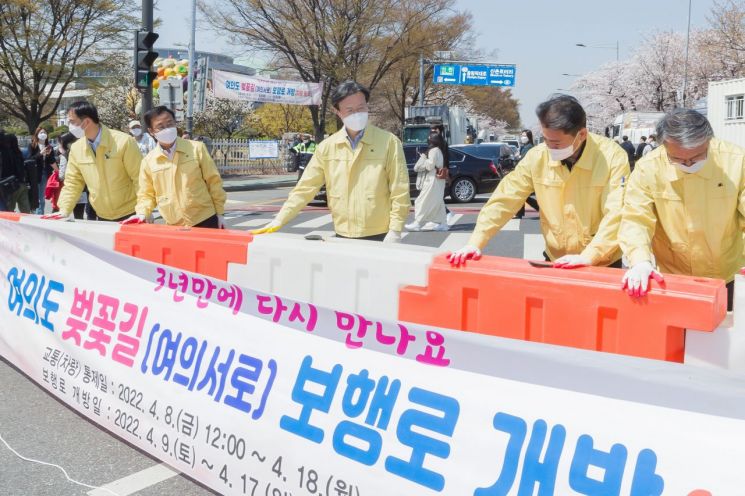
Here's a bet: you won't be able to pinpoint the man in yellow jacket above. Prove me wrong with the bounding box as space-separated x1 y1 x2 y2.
44 101 141 221
252 81 410 242
449 95 630 267
121 106 226 228
619 108 745 310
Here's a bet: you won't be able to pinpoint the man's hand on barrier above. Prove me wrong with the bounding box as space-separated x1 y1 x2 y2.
383 230 402 244
41 212 73 221
251 218 282 235
120 214 146 225
553 254 591 269
217 214 225 229
447 245 481 267
622 261 664 297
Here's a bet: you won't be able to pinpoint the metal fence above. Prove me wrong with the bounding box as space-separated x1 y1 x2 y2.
209 139 288 176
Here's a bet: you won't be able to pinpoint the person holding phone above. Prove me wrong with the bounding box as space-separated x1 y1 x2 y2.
28 127 57 214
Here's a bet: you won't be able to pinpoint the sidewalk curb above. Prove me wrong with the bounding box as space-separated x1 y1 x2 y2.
223 179 297 192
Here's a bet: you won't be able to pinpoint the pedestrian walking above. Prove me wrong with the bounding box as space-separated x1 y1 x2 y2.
620 135 636 170
405 132 449 231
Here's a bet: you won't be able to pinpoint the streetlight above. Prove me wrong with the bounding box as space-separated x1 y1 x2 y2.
187 0 196 135
576 41 619 62
562 73 581 77
682 0 692 107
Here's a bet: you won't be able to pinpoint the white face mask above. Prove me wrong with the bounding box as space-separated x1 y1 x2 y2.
520 136 529 144
68 122 85 139
548 134 579 162
154 127 178 145
342 112 368 132
38 132 48 142
674 158 706 174
130 128 142 138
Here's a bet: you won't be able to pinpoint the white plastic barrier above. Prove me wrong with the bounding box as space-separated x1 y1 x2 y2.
685 274 745 371
19 215 120 251
228 233 438 320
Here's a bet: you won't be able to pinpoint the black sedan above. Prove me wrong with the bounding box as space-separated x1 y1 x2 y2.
403 144 501 203
299 144 501 204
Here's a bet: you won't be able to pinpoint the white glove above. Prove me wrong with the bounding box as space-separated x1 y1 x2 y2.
41 212 74 221
383 230 402 243
217 214 225 229
447 244 481 267
553 254 591 269
251 218 282 235
120 214 146 225
621 261 664 297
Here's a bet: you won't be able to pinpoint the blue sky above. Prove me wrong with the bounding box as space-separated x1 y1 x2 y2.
155 0 716 126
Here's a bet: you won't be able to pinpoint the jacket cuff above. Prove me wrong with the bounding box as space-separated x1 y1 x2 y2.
626 247 653 268
389 219 404 232
468 232 489 251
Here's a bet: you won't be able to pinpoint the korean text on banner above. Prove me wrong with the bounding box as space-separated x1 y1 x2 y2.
1 219 745 495
212 70 322 105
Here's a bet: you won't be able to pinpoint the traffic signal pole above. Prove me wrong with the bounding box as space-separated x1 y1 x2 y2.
140 0 154 121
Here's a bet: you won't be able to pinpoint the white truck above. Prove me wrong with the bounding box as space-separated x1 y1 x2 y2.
707 78 745 147
608 112 664 145
402 105 468 145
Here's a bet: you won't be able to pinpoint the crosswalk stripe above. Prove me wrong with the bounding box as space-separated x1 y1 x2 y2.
233 218 272 227
292 213 333 229
447 214 463 226
523 233 545 260
437 232 473 252
502 218 520 231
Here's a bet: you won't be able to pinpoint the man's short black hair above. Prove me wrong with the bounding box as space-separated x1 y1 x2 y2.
68 101 100 124
622 135 629 141
144 106 176 129
331 81 370 110
536 94 586 135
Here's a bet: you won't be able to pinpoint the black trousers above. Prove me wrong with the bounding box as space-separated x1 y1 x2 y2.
727 280 734 312
336 232 387 242
99 212 135 222
194 214 219 229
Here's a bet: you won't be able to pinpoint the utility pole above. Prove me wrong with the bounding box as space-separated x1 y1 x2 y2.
141 0 154 121
186 0 196 135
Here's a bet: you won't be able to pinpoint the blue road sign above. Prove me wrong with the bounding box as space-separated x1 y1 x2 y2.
433 63 516 88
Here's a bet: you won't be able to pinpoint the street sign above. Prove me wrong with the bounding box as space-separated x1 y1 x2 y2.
158 78 184 121
433 63 516 88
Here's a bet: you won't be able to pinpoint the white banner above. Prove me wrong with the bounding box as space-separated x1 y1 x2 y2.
212 70 322 105
1 219 745 495
249 140 280 159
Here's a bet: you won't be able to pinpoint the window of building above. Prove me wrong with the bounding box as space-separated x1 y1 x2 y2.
726 94 744 120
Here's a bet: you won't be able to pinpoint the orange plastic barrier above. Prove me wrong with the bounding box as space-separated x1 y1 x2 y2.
399 255 727 362
115 224 253 280
0 212 22 222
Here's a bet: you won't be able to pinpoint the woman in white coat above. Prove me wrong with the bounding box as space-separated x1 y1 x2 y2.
405 132 449 231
